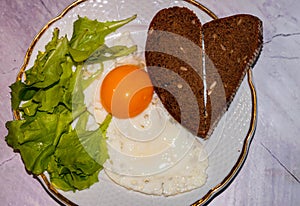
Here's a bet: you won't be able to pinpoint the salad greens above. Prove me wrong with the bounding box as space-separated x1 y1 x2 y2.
5 15 137 191
69 15 136 62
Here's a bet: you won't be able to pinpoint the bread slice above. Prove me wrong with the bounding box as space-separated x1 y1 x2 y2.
203 14 263 137
145 7 263 138
145 7 206 136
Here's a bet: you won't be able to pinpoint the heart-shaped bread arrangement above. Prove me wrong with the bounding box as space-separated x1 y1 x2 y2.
145 7 263 139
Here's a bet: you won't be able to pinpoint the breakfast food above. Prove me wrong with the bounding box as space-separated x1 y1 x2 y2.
86 51 209 196
145 7 207 137
105 139 208 196
100 64 154 119
6 3 263 200
203 14 263 136
6 12 210 197
145 7 263 138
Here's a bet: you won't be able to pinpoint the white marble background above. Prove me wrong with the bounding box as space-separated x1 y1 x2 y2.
0 0 299 205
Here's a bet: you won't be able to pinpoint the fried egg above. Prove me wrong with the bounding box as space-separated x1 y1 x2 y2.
84 32 208 196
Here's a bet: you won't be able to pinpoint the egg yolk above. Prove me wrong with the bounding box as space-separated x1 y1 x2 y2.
100 64 154 119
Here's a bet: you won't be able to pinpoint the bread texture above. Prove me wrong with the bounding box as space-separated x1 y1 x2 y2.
145 7 263 138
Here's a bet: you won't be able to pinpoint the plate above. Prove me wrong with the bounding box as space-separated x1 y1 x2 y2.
15 0 257 205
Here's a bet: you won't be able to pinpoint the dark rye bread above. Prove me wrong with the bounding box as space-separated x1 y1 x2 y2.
145 7 263 138
203 14 263 135
145 7 208 136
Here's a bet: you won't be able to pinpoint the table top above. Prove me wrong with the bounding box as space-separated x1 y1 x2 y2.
1 0 299 205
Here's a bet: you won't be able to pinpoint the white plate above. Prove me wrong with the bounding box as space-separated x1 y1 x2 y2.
17 0 257 205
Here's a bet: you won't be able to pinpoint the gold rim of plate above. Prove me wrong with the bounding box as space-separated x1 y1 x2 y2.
14 0 257 205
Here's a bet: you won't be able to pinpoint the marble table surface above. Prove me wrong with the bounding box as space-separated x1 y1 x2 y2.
1 0 299 205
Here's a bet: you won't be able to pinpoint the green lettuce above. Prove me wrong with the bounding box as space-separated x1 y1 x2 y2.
5 15 137 191
25 28 68 88
69 15 137 62
47 112 112 191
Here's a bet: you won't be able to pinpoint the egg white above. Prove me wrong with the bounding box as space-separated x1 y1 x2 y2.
105 139 208 196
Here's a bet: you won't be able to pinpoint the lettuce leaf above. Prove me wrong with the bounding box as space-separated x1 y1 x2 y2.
6 111 63 174
69 15 136 62
86 44 137 64
10 80 37 110
47 113 112 191
25 28 69 88
6 15 136 191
